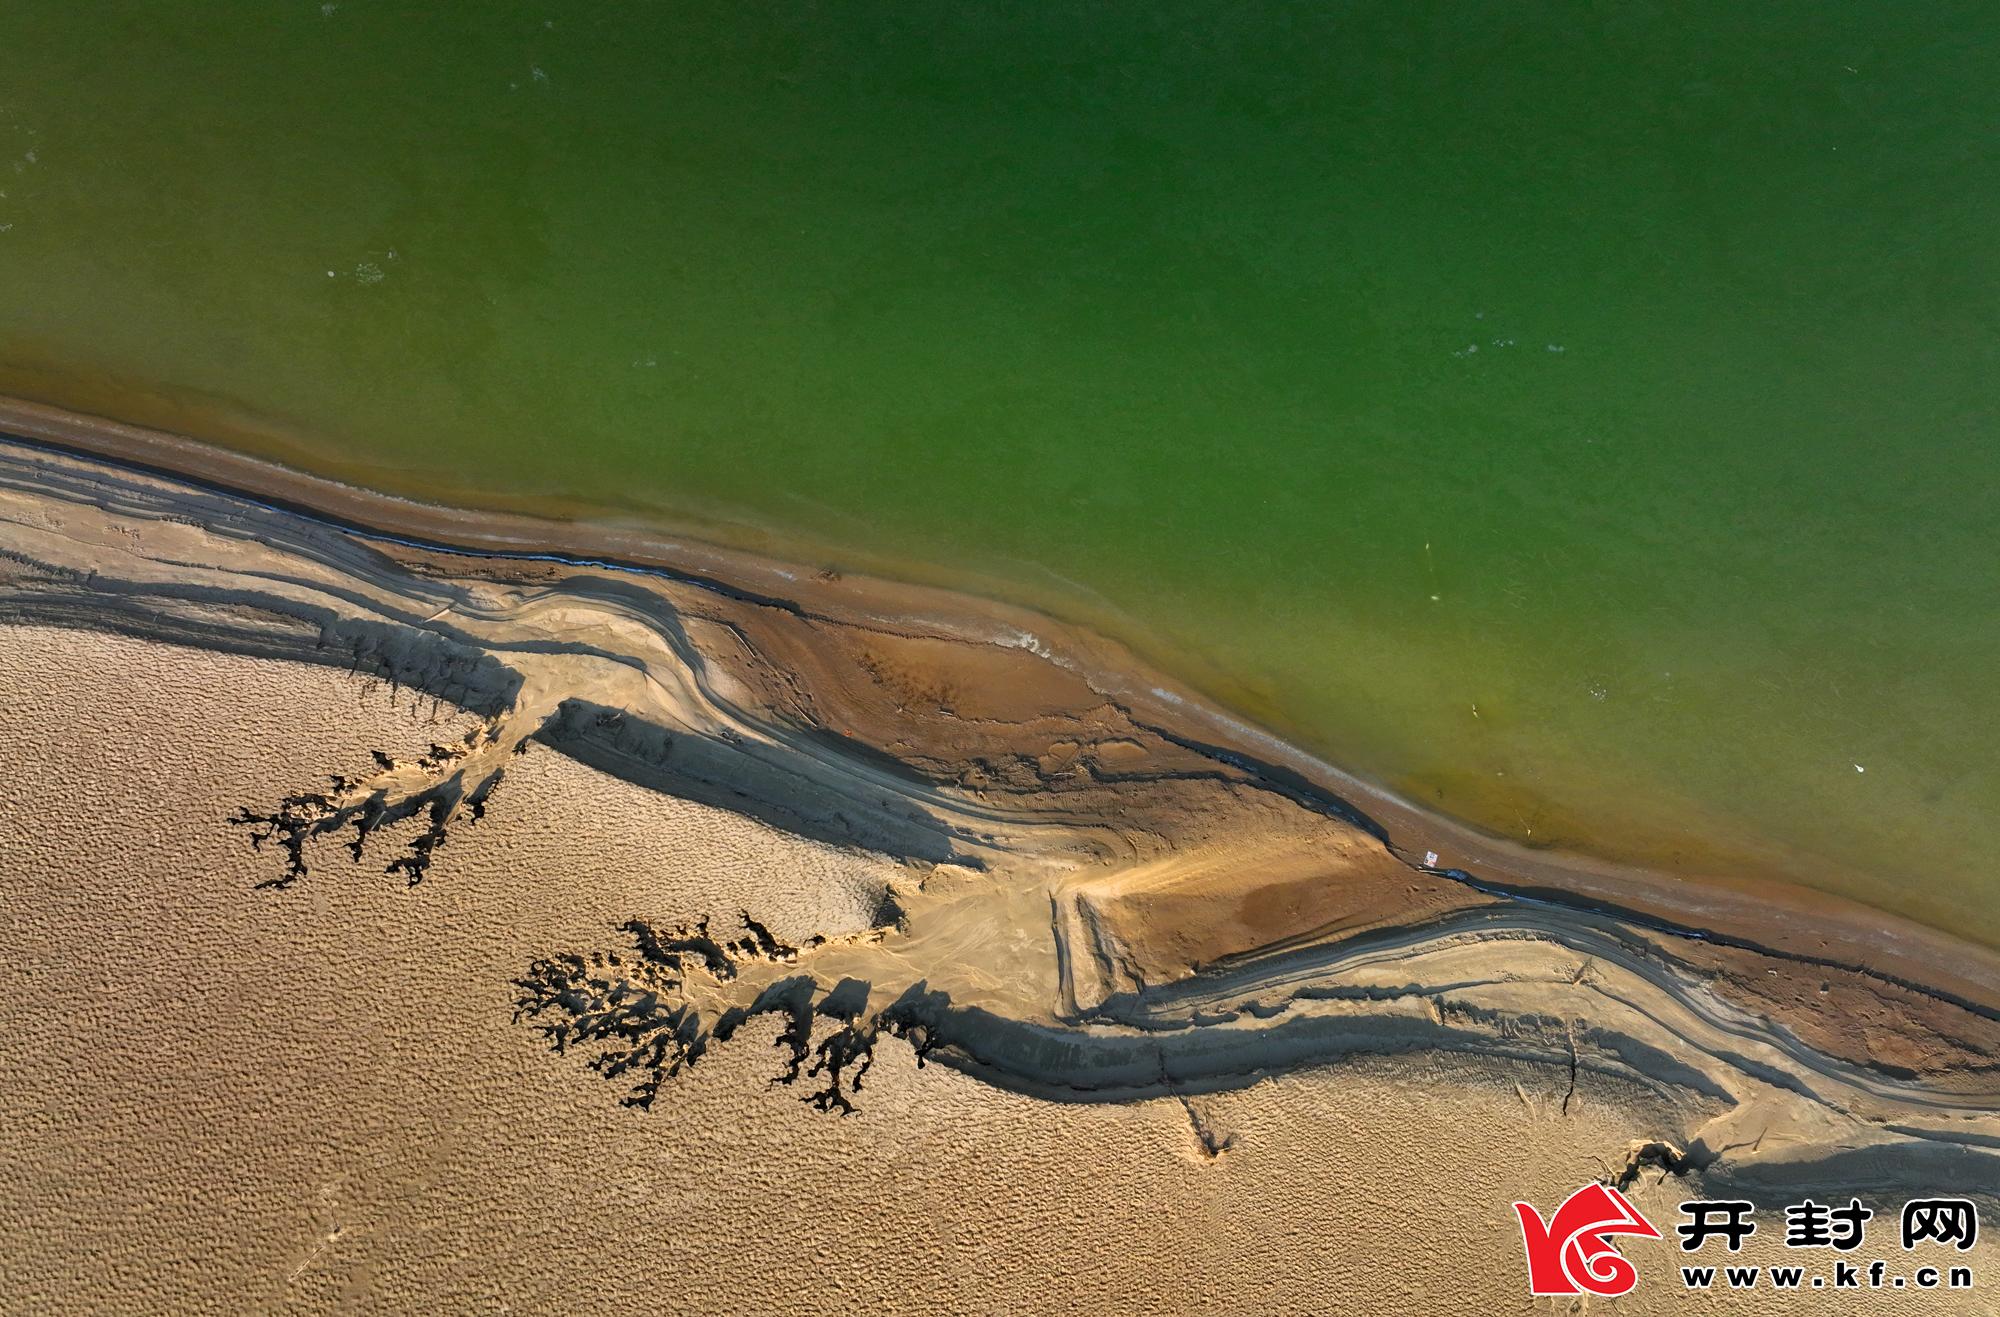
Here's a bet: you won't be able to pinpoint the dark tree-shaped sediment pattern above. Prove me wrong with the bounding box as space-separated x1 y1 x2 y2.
230 724 512 888
512 918 944 1115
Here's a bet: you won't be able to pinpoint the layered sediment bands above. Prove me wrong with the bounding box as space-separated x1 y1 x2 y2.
5 427 2000 1198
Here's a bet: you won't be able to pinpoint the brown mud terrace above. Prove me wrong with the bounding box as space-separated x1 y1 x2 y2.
5 395 2000 1208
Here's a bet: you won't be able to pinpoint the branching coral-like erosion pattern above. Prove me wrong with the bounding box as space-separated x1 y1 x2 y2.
229 722 515 887
512 917 943 1115
7 429 2000 1201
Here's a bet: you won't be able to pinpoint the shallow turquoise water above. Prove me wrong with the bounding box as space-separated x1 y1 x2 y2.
1 3 1995 934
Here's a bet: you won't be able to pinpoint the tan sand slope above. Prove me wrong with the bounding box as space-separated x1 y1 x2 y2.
0 624 1993 1315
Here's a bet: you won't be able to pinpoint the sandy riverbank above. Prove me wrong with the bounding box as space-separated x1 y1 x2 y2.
2 409 2000 1311
0 623 1993 1315
3 395 1994 1001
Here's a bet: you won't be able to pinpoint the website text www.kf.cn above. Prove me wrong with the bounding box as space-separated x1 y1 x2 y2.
1676 1197 1974 1293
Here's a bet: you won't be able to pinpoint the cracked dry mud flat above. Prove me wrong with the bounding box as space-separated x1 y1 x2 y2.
4 429 2000 1313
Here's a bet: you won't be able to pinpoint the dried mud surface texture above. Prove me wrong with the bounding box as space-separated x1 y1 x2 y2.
5 625 1996 1317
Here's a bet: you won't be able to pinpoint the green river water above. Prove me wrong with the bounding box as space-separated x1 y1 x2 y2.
1 3 1994 937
